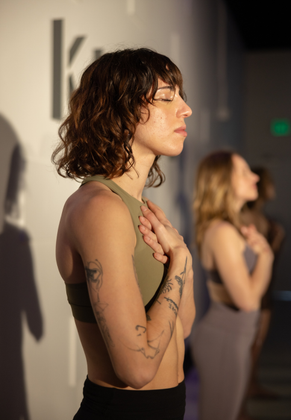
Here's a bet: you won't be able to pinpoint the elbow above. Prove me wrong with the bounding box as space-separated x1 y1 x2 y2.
126 370 155 390
236 297 259 313
183 306 196 339
183 325 193 339
239 304 258 313
184 316 195 338
114 363 156 390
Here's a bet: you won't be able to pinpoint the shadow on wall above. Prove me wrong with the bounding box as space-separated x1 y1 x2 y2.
0 115 43 419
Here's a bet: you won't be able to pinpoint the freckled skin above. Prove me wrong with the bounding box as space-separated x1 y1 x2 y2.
132 80 192 159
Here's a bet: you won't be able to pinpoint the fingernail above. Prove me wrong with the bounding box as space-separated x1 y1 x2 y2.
141 205 147 212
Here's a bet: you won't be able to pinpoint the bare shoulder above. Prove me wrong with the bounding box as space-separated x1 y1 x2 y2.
205 220 244 252
66 182 125 215
201 220 246 272
62 182 135 246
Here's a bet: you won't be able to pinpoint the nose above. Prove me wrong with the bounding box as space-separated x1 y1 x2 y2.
253 173 260 183
178 97 192 118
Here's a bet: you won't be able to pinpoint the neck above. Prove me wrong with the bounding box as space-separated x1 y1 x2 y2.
234 201 244 214
112 155 156 202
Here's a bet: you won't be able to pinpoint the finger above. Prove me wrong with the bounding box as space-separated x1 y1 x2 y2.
241 225 250 236
141 205 171 235
146 200 171 226
247 238 257 248
139 224 158 242
139 215 152 231
153 252 169 264
248 224 258 233
241 226 257 240
247 231 262 243
140 205 161 228
143 234 164 254
140 205 170 253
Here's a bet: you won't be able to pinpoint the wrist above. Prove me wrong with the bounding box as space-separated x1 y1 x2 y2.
167 249 191 277
258 247 274 261
169 246 189 261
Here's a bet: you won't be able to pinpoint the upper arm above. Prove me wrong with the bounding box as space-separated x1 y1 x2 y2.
209 223 253 310
68 193 147 367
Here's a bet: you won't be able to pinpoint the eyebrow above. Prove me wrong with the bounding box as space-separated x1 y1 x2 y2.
156 86 175 91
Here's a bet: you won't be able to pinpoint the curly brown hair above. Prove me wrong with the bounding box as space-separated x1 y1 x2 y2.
52 48 185 187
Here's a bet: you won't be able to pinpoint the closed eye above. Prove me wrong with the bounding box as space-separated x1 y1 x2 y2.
153 86 175 102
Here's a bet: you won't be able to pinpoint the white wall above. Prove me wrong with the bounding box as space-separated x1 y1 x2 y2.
0 0 244 418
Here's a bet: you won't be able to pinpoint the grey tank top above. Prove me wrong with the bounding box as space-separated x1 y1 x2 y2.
207 244 257 284
66 175 166 322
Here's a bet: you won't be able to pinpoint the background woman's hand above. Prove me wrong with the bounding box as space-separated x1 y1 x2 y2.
241 224 274 260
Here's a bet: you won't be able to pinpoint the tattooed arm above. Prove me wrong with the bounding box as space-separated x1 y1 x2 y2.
127 254 189 361
139 200 195 338
68 187 191 389
177 263 195 338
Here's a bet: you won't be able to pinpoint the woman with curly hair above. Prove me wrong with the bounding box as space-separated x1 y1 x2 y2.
191 151 273 420
52 48 194 420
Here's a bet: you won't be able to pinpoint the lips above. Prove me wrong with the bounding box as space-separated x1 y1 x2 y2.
174 125 187 136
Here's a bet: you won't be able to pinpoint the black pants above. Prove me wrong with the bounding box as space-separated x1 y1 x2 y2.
73 377 186 420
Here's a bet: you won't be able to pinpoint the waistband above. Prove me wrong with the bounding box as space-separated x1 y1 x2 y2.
80 377 186 420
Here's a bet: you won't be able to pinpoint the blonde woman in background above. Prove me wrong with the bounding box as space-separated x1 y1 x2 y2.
192 151 274 420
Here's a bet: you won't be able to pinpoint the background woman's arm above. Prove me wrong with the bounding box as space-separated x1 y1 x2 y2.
210 222 273 311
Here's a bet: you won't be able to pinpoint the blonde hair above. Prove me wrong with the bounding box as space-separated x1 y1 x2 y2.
194 150 241 254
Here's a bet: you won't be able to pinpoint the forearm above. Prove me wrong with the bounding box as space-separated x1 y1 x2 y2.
117 252 188 387
121 200 194 386
147 252 188 345
177 267 195 338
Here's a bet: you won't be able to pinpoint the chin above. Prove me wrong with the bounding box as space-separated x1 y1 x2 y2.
166 143 185 157
248 191 258 201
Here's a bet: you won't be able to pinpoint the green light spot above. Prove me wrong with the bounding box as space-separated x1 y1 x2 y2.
271 119 291 136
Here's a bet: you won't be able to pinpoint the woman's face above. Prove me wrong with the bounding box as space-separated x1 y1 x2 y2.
132 79 192 159
231 154 259 207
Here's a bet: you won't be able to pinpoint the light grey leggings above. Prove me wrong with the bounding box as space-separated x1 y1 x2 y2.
192 302 259 420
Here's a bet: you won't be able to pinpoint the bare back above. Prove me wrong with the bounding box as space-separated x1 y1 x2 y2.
200 220 259 311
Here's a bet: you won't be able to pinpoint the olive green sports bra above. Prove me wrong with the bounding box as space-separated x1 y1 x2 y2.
65 175 166 322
